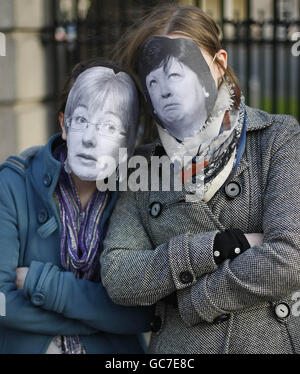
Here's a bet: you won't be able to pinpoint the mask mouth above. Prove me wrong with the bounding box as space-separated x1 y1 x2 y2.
163 102 180 110
77 153 97 162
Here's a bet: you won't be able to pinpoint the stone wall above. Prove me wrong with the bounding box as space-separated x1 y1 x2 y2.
0 0 55 162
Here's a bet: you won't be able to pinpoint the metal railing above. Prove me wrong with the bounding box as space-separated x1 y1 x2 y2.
45 0 300 121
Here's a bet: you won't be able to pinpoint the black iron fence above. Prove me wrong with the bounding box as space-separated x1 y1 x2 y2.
45 0 300 122
221 3 300 120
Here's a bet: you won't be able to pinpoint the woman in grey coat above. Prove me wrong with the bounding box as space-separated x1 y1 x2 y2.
100 5 300 354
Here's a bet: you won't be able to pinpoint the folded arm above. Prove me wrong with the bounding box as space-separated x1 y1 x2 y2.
101 175 232 306
176 116 300 326
21 260 154 334
101 181 262 307
0 177 96 336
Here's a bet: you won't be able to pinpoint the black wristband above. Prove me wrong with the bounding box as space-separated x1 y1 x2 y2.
213 229 251 265
230 228 251 251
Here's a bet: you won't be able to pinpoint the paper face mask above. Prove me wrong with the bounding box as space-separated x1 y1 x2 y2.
64 67 138 182
138 36 218 142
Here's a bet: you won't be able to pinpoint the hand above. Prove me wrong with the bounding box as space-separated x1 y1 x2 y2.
15 267 29 290
244 233 264 247
214 230 264 265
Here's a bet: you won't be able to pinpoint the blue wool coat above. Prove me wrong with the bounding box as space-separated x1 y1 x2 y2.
0 134 154 354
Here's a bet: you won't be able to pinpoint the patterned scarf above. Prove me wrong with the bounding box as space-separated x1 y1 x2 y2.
156 82 246 202
54 144 109 354
185 96 246 201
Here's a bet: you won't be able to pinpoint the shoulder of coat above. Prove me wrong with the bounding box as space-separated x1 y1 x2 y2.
0 160 27 196
0 146 42 178
246 106 299 134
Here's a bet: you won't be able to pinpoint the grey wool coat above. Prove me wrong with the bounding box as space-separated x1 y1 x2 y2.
101 107 300 354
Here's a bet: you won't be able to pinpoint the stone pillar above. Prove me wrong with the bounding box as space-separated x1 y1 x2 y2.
0 0 55 162
200 0 222 21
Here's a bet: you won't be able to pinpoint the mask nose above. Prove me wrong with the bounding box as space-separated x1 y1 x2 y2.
161 91 171 99
82 125 97 147
160 78 172 99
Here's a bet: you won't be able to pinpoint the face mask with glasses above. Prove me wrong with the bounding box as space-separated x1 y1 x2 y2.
66 116 126 138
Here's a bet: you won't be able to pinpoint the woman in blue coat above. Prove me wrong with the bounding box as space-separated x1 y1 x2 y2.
0 59 154 354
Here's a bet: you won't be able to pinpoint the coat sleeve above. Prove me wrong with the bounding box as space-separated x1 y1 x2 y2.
23 260 155 333
176 115 300 325
0 176 97 336
100 188 219 306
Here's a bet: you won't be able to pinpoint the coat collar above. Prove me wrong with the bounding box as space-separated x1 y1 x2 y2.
27 133 63 203
245 106 273 132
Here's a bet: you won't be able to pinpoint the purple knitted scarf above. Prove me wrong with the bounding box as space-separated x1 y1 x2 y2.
54 144 109 353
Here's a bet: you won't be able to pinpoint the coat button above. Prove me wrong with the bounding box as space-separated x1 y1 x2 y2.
31 292 45 306
149 202 162 218
37 209 48 224
234 247 241 254
43 173 52 187
224 181 241 199
275 303 290 319
150 316 162 333
179 271 193 284
213 314 230 324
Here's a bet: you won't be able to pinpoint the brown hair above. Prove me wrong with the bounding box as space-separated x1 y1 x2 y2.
111 4 241 141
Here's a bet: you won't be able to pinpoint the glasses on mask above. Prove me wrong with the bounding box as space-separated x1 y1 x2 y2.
66 116 126 138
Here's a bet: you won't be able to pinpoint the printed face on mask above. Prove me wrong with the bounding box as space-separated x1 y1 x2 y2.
66 95 127 181
146 57 209 141
139 36 218 142
63 66 139 182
